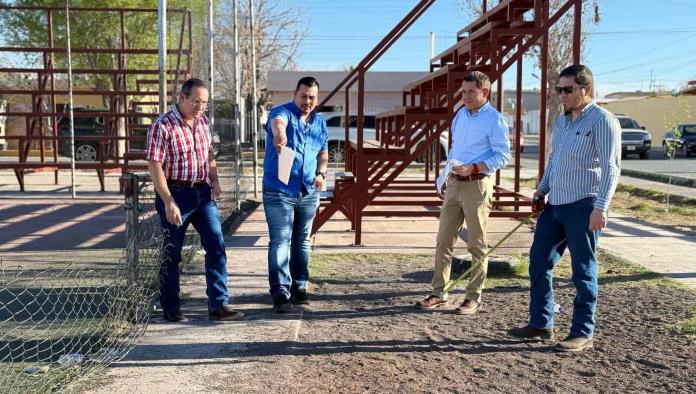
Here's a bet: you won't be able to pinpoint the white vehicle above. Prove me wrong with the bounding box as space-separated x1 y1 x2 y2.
615 114 651 160
320 112 449 164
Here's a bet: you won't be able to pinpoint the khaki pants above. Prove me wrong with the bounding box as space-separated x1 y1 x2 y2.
431 176 493 303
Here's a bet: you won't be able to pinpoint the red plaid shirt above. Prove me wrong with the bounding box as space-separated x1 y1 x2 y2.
146 105 212 181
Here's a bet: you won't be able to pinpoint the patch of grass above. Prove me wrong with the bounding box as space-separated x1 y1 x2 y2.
673 313 696 336
311 250 689 291
519 177 538 189
628 201 651 212
309 253 432 281
612 184 696 233
616 184 696 207
485 249 678 289
309 253 339 279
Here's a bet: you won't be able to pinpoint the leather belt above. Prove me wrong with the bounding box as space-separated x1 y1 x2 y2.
167 179 208 188
452 173 487 182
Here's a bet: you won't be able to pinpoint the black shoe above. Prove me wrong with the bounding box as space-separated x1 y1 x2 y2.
209 305 245 321
290 288 309 305
163 310 186 322
273 295 294 313
508 325 554 340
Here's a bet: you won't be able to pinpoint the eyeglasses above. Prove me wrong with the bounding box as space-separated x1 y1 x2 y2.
555 85 585 95
189 99 208 108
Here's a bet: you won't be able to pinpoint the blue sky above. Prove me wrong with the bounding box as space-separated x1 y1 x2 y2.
295 0 696 97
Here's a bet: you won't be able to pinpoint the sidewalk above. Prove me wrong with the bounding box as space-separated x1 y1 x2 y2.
86 202 306 393
603 212 696 288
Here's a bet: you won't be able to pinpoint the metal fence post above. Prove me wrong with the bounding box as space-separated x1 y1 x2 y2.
122 173 140 282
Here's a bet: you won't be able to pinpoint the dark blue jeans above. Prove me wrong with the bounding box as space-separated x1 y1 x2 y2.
528 197 601 338
155 184 228 313
263 188 320 300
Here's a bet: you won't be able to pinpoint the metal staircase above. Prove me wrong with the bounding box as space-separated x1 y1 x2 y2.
314 0 584 245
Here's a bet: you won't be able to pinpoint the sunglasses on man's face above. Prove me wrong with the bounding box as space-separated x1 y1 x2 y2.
555 85 585 95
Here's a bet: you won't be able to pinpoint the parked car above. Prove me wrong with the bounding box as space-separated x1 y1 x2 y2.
616 115 651 160
57 108 109 161
57 108 220 161
662 124 696 157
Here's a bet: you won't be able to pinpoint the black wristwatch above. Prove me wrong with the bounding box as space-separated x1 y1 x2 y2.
316 171 326 180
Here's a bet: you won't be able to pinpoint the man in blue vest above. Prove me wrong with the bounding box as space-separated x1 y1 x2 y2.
263 76 329 313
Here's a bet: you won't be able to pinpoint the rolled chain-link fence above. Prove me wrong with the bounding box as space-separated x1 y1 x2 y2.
0 157 250 393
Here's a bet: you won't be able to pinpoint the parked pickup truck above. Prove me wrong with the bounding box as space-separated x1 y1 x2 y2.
616 114 651 160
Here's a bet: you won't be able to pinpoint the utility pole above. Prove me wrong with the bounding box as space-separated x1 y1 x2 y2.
66 0 76 198
649 69 655 93
208 0 214 135
157 0 167 113
429 32 435 63
249 0 259 198
233 0 242 210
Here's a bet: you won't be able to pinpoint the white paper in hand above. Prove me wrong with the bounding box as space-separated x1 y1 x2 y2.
278 146 295 185
436 159 463 194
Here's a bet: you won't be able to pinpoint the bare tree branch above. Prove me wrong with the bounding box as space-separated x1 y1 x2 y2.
457 0 601 154
213 0 307 108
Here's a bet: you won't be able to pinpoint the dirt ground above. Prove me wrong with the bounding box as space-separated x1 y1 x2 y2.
220 252 696 393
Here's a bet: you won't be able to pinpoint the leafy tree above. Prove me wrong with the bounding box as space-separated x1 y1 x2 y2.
0 0 213 106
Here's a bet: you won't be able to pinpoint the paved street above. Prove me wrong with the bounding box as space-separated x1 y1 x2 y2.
522 144 696 182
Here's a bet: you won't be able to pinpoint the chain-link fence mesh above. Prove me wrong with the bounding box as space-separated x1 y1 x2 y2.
0 156 251 393
0 225 163 393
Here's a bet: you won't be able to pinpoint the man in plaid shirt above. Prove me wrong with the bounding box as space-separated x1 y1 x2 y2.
146 78 243 322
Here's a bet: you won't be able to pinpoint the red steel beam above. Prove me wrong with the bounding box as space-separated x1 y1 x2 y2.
0 6 186 12
0 47 190 54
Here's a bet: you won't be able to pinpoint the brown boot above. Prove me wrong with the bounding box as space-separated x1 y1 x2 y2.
555 336 593 352
416 295 447 310
209 305 245 321
508 325 554 341
454 299 480 315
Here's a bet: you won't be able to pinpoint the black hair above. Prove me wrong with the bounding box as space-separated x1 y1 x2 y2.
559 65 594 87
295 76 320 92
181 78 207 96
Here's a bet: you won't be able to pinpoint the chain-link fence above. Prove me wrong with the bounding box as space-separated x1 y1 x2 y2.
0 213 164 393
0 157 250 393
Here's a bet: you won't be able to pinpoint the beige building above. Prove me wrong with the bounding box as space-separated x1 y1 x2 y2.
599 94 696 138
266 71 427 114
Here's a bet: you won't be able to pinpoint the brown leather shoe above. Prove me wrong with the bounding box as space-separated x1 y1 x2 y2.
415 295 447 310
555 336 593 352
455 299 480 315
508 325 554 341
209 305 245 321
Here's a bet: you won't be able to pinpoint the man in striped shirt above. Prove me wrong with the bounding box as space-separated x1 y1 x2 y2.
509 65 621 352
147 78 243 322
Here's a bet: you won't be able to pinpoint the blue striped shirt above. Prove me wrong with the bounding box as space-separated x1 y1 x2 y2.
537 101 621 211
448 102 511 174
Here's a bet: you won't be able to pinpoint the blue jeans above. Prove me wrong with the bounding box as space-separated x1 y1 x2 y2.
263 188 320 300
155 184 229 313
528 197 600 338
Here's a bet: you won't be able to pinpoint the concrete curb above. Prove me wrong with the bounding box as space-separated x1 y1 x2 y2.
621 168 696 188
